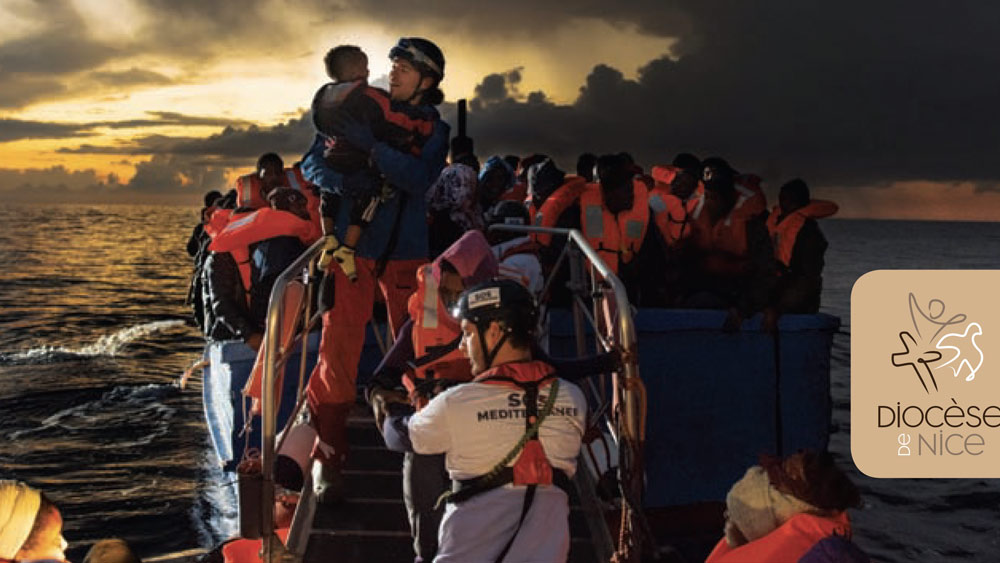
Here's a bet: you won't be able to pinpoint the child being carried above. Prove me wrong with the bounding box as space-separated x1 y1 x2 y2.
312 45 435 280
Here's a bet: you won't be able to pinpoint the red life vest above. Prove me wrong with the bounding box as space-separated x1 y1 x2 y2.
765 200 839 267
498 182 528 203
705 511 852 563
688 188 763 257
474 360 559 487
734 173 768 218
402 264 472 409
209 208 320 303
284 165 322 230
235 167 321 217
578 178 650 274
206 208 235 239
532 176 588 246
221 528 290 563
236 173 268 210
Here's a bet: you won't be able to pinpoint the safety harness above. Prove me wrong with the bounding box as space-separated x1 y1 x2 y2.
436 374 570 562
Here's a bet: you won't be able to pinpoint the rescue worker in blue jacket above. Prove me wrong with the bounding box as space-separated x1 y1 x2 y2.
299 37 451 503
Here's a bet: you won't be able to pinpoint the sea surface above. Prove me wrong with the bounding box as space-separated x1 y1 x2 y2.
1 203 999 561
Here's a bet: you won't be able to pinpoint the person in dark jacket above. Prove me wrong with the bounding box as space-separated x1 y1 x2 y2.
300 37 450 504
677 164 777 331
767 179 836 315
185 190 223 331
201 188 318 349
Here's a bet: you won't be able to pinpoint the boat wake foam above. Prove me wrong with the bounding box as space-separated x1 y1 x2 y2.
0 320 185 364
7 383 178 445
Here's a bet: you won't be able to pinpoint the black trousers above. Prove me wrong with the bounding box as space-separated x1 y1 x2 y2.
402 451 448 562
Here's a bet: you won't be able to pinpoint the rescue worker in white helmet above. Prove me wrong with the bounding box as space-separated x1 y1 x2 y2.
407 279 587 562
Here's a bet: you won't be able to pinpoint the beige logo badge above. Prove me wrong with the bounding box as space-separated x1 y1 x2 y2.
852 270 1000 478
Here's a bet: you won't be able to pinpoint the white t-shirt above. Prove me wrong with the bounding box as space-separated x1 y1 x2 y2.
408 369 587 480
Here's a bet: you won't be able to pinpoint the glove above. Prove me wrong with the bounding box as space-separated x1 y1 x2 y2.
331 113 376 153
317 234 339 270
333 244 358 282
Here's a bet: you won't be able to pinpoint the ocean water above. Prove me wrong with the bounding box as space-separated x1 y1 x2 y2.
0 203 998 561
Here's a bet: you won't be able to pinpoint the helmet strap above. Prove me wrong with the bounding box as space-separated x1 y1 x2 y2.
478 322 509 371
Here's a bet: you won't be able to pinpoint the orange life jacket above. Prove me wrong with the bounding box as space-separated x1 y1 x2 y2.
402 264 472 409
765 200 839 267
688 187 764 257
734 173 768 218
284 165 322 230
236 173 268 210
498 182 528 203
705 511 852 563
209 208 320 303
222 528 290 563
206 208 235 239
235 167 320 216
578 178 650 274
532 176 588 246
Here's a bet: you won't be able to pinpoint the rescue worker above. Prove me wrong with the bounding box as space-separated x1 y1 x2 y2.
408 279 587 562
368 230 499 561
707 450 869 563
679 163 776 331
766 179 837 314
202 187 319 349
299 36 450 503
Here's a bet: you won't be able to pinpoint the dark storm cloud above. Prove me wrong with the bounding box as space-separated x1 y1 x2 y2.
456 1 1000 188
0 158 225 202
313 0 692 40
0 119 95 142
58 114 315 165
2 113 256 144
126 154 228 193
88 68 173 87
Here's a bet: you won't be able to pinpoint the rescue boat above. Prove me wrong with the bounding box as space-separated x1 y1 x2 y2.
194 224 839 563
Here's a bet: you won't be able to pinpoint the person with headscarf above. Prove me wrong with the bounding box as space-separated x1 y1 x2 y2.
426 163 484 257
0 480 66 562
707 450 870 563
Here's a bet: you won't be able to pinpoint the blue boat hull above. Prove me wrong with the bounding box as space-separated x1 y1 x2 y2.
547 308 840 507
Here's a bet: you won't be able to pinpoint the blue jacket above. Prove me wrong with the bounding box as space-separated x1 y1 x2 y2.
300 109 450 261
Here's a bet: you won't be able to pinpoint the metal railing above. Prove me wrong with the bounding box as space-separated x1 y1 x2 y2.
257 237 326 562
489 224 650 562
253 225 651 561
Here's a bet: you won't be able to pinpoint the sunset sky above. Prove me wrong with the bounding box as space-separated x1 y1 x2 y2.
3 0 1000 220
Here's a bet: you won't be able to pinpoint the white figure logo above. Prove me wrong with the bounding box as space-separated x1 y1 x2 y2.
935 322 984 382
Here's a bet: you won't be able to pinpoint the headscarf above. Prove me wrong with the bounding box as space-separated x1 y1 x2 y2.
426 163 484 232
724 450 861 547
0 481 42 558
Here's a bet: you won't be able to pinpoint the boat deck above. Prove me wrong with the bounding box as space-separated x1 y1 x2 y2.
302 403 600 562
